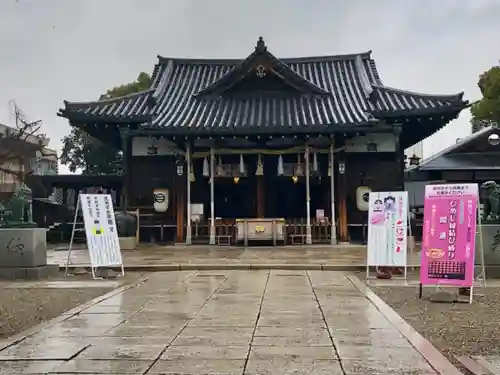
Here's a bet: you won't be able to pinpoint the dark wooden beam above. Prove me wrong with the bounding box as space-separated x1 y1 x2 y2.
256 176 265 218
336 150 348 243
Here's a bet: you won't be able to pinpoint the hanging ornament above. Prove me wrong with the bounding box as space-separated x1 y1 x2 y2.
295 154 303 176
239 154 245 174
202 157 209 177
216 156 223 176
256 154 264 176
312 152 318 172
277 154 284 176
189 163 196 182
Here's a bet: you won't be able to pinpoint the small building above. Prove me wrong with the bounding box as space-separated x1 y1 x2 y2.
0 122 58 197
52 37 468 244
406 125 500 207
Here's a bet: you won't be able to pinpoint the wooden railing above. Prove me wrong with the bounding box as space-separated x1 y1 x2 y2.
187 218 335 245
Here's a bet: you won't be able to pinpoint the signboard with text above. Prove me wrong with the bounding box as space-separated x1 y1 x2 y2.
367 191 408 267
420 184 478 286
80 194 123 268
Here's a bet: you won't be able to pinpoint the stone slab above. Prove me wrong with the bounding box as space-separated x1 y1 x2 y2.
0 264 58 280
0 228 47 267
0 270 461 374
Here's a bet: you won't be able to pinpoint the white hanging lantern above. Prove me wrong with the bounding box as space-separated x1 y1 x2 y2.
153 188 169 213
295 154 303 176
216 157 223 176
277 155 284 176
189 163 195 182
239 154 245 174
312 152 318 172
256 154 264 176
202 157 209 177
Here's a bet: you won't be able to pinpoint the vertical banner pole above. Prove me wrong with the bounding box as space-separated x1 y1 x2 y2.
477 200 486 288
405 203 411 281
65 195 80 276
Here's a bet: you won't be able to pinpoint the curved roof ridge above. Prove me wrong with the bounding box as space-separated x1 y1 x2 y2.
156 51 373 66
372 84 465 102
63 88 155 109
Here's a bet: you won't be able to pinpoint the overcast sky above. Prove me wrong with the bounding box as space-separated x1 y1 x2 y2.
0 0 499 173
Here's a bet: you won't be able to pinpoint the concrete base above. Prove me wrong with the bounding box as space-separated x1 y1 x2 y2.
0 264 58 280
118 237 136 250
0 228 47 267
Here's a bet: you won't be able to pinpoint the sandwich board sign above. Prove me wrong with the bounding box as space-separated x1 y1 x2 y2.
64 194 124 279
366 191 410 280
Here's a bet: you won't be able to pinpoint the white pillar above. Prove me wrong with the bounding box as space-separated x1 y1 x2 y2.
186 144 192 245
330 143 337 245
209 147 216 245
305 144 312 245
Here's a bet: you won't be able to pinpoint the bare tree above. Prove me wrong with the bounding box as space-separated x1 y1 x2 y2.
0 101 51 191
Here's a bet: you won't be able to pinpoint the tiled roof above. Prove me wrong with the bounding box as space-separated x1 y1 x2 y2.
370 85 465 117
60 89 155 122
59 37 468 135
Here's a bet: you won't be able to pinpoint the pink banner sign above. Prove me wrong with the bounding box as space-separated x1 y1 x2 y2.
420 183 478 286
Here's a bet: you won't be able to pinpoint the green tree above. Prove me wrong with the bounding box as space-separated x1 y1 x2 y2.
60 72 152 174
470 65 500 132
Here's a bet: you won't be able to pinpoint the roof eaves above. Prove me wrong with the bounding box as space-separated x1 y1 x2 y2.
57 110 152 124
372 84 465 102
370 102 468 119
63 88 155 110
411 125 497 171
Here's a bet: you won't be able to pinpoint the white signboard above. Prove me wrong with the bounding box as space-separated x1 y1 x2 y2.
65 194 124 278
367 191 408 268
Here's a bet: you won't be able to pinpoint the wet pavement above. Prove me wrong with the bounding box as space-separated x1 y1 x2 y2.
50 245 420 269
0 270 451 374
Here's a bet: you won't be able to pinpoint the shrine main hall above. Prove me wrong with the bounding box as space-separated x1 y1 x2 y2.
52 37 468 245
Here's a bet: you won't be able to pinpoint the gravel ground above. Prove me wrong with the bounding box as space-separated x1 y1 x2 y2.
0 272 146 339
372 285 500 362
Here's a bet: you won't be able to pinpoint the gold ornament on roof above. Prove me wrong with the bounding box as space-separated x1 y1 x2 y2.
255 65 267 78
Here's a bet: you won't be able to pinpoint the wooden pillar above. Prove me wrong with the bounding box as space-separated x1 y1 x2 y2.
256 176 265 218
61 187 67 206
393 124 404 191
119 130 130 209
185 144 192 245
209 147 216 244
175 168 186 243
329 142 337 244
337 153 348 243
305 144 312 244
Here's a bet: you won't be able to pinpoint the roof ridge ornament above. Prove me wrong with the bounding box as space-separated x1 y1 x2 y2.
255 37 267 54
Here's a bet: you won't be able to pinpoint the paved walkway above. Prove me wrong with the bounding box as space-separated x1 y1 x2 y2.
0 271 452 374
50 245 421 269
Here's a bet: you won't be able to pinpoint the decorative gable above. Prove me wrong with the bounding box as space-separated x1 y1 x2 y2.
194 37 329 98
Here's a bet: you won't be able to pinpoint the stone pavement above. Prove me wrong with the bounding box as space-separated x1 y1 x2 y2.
0 271 455 374
50 245 421 270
